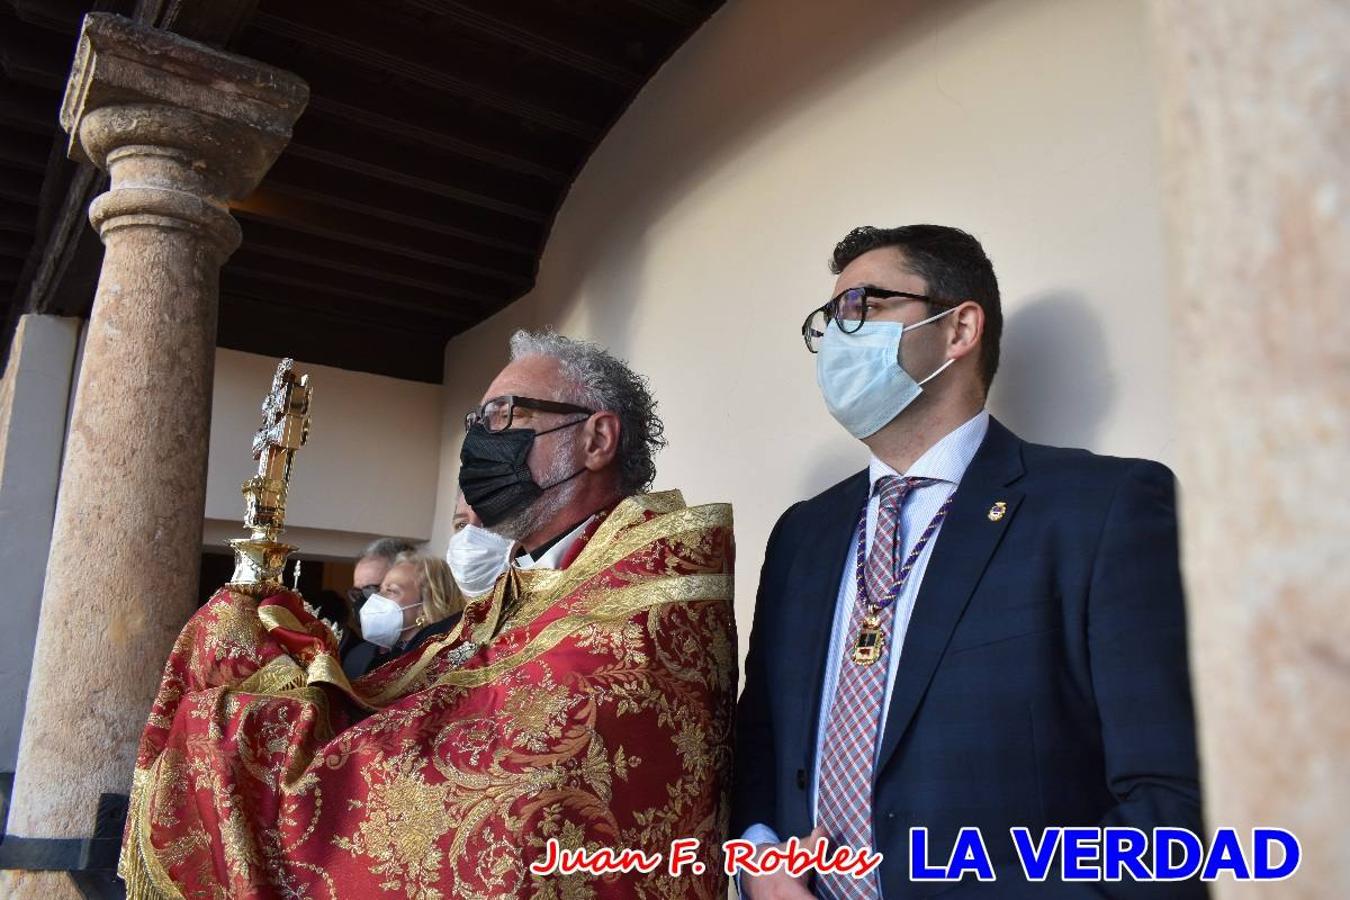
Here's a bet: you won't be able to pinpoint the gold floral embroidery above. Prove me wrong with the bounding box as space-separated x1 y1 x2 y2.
499 669 576 751
573 619 649 669
334 744 456 899
200 599 265 664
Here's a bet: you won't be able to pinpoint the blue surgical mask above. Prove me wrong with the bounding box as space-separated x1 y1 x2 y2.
815 307 957 438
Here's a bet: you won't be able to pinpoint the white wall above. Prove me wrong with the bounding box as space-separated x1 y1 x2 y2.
0 314 81 770
431 0 1173 665
207 349 442 559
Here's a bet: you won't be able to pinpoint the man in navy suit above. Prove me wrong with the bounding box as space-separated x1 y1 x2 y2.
732 225 1204 898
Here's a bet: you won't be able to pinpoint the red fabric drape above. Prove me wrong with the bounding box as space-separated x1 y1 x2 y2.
121 492 736 899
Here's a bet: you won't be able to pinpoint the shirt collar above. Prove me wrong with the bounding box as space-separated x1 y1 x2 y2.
515 515 596 570
867 409 990 489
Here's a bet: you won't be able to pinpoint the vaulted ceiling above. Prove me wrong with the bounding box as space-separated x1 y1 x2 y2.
0 0 724 381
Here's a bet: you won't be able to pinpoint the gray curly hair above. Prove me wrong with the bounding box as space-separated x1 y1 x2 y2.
509 329 666 495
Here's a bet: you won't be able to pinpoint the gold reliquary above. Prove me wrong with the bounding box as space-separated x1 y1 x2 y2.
227 358 312 596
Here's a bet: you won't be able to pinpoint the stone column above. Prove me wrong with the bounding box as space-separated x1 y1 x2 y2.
2 14 305 897
1150 2 1348 896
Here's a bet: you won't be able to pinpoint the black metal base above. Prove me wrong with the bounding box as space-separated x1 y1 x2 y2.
0 777 127 900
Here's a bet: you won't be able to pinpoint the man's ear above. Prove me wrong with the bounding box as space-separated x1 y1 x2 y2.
947 301 985 362
582 412 621 471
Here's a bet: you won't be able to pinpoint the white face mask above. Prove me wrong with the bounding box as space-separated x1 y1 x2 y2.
359 593 421 650
446 524 516 597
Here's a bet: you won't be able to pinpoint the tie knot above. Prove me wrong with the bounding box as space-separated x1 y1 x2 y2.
874 475 932 508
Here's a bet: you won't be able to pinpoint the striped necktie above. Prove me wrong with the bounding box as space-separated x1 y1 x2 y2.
816 475 929 899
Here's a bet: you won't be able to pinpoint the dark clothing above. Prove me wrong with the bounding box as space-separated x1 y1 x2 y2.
309 590 359 660
731 417 1205 898
341 613 461 680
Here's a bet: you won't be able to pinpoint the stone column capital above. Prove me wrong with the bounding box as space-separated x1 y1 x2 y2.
60 13 308 200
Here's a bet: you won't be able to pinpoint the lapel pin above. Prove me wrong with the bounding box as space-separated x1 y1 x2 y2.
987 501 1008 522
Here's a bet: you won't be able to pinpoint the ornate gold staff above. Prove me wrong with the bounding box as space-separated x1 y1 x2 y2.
227 358 313 596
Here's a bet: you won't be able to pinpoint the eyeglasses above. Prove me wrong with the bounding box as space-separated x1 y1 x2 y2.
347 583 379 607
464 395 595 433
801 286 951 353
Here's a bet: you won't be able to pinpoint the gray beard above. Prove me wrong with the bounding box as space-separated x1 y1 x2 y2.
490 444 584 545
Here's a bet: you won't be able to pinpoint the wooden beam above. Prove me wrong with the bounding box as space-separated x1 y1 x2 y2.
15 160 106 318
0 84 60 134
220 275 466 332
0 129 53 172
0 169 42 206
133 0 259 47
282 133 550 223
304 93 569 184
236 218 524 301
224 255 494 321
0 18 75 91
7 0 85 34
234 30 591 172
233 205 526 284
250 10 602 140
229 243 501 312
237 180 539 274
620 0 709 28
0 233 32 259
221 298 447 339
260 157 547 250
0 208 37 235
400 0 642 89
8 0 136 35
218 291 450 383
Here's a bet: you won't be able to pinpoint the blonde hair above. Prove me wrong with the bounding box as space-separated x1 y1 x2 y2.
393 551 463 626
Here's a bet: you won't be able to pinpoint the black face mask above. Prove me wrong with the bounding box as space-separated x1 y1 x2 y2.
458 420 586 528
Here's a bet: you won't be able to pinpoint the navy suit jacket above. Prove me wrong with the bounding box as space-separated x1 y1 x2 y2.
731 418 1205 898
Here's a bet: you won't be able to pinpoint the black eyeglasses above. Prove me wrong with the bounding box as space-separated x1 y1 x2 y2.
464 395 595 433
801 286 951 353
347 583 379 607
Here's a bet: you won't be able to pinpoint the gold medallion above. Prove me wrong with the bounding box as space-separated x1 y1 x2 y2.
987 501 1008 522
852 612 885 665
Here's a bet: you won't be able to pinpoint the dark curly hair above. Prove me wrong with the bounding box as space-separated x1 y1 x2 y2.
509 329 666 495
831 224 1002 391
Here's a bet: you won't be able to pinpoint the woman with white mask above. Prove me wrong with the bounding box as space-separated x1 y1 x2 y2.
341 551 464 679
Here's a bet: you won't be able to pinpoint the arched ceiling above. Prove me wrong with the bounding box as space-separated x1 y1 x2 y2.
0 0 724 381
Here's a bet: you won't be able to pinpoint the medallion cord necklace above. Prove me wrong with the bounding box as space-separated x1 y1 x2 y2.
850 480 954 665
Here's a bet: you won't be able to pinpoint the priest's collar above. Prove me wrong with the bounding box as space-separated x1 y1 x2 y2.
515 515 596 570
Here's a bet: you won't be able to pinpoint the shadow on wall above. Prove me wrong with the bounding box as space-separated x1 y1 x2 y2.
512 0 999 350
989 291 1116 449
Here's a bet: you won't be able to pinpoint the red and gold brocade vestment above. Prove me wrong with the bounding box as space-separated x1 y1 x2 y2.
120 492 736 899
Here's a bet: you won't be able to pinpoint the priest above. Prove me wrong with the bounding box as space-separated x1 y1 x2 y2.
120 332 736 899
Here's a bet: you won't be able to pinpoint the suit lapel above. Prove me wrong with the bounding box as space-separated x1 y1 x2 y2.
873 418 1026 779
785 471 869 781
